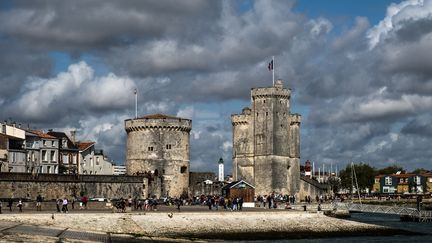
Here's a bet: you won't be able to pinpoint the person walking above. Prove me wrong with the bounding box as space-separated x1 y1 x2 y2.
0 200 2 214
175 197 181 211
56 198 61 212
233 197 238 211
62 198 68 213
36 194 43 211
71 197 76 210
17 199 23 212
81 196 88 210
8 198 13 212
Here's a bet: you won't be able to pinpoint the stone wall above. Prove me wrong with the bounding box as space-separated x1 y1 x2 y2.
298 177 330 201
0 173 147 200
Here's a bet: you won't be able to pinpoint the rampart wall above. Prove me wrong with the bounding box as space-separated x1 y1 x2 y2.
0 173 147 200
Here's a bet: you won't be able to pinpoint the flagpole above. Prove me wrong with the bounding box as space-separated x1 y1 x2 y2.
272 55 275 86
134 89 138 119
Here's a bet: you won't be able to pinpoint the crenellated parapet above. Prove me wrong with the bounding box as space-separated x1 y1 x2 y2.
290 113 301 125
251 80 291 100
125 116 192 133
251 88 291 99
231 107 252 126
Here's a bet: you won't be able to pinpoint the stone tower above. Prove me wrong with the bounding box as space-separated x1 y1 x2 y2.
231 79 301 196
125 114 192 198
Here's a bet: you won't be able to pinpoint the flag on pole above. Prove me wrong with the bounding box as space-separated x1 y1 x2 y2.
268 60 273 71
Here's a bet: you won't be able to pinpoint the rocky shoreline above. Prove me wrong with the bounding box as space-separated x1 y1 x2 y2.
0 211 417 241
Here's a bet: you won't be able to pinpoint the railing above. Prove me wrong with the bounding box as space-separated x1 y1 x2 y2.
334 202 432 222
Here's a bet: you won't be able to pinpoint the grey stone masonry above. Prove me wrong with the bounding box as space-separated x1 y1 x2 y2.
232 79 301 196
125 114 191 198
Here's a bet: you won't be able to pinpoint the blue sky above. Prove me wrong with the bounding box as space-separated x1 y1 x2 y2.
1 0 432 174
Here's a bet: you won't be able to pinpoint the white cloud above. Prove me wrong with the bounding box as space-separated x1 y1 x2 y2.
176 106 194 119
367 0 429 49
8 61 136 121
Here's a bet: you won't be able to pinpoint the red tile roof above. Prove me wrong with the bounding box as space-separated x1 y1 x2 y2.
30 130 56 139
394 173 415 178
77 141 95 151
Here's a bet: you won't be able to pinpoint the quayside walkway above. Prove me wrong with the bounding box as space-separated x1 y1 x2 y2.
334 202 432 222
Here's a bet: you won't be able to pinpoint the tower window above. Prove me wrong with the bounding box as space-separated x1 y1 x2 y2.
148 146 154 151
256 113 259 116
266 112 268 116
180 166 187 173
166 144 172 149
263 100 266 103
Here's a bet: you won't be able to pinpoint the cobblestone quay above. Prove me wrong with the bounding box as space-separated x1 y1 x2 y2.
0 210 414 241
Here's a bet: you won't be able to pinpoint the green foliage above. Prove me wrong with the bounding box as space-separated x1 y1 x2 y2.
339 163 377 193
411 168 428 174
377 165 404 175
327 176 341 194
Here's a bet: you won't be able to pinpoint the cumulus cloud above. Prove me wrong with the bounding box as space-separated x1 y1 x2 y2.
3 61 136 123
2 0 432 171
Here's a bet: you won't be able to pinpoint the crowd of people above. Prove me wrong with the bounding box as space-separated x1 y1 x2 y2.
0 192 337 214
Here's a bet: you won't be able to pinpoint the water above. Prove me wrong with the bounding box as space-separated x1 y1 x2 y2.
248 213 432 242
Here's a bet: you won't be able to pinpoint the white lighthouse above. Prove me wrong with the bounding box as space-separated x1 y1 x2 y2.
218 157 224 182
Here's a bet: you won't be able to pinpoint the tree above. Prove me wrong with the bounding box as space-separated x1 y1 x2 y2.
327 176 341 194
339 163 377 193
411 168 429 174
377 165 404 175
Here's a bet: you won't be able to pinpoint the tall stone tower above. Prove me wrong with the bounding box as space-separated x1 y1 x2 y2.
125 114 192 198
231 79 301 196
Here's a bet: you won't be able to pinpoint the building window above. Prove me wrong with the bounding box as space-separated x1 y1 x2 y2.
43 140 46 146
375 178 379 183
415 176 421 185
399 178 403 183
50 151 56 162
96 157 100 165
42 150 47 161
148 147 154 151
385 176 392 185
166 144 172 149
180 166 187 174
